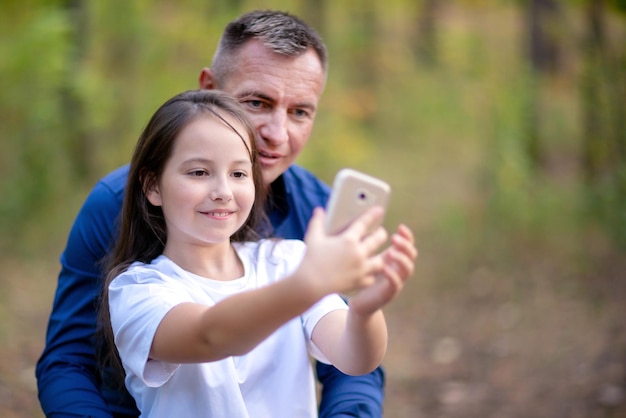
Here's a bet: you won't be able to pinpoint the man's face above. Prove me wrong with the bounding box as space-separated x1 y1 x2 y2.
202 40 325 185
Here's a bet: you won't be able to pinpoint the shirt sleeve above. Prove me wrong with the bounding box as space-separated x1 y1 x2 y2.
302 295 348 364
108 269 185 388
35 171 130 418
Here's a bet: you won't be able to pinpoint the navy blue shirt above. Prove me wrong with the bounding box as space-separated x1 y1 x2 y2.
36 164 384 418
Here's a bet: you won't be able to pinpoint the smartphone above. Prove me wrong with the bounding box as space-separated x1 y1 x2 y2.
324 168 391 235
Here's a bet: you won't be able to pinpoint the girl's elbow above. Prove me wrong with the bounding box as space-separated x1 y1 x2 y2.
336 357 384 376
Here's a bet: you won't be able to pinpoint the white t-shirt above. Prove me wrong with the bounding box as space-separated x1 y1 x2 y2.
109 239 348 418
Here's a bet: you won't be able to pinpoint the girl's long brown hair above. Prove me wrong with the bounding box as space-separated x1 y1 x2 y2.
97 89 268 380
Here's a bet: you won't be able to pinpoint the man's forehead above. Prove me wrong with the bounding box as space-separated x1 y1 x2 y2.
225 41 324 94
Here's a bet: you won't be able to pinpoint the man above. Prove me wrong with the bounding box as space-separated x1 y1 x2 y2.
36 10 416 417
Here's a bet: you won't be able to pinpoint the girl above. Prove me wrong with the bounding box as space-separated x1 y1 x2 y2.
100 89 415 418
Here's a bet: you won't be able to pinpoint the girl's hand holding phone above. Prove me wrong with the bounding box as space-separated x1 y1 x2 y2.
299 168 417 310
299 206 388 299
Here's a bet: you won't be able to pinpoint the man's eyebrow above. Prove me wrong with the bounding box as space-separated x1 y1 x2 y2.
237 90 317 111
236 90 271 102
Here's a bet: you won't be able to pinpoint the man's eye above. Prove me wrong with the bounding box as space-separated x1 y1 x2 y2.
293 109 309 118
244 100 265 109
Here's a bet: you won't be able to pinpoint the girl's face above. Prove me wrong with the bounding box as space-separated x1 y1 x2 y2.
146 114 255 251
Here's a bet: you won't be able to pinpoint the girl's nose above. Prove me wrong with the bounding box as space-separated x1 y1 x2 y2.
209 177 233 201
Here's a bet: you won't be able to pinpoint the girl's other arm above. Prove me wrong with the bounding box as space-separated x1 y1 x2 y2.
312 223 417 375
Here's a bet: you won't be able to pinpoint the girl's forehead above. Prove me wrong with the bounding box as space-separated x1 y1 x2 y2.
172 113 252 158
200 111 251 147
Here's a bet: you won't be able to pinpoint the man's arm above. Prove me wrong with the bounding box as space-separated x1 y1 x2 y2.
36 166 137 417
317 362 385 418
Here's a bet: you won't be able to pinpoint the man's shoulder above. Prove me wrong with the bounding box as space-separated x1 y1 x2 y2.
94 164 130 198
75 164 129 225
283 165 330 201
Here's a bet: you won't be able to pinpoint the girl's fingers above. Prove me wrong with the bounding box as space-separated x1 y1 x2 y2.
303 207 327 243
362 226 388 254
391 226 418 260
347 206 385 239
385 248 414 281
385 225 418 281
397 224 414 242
381 263 403 292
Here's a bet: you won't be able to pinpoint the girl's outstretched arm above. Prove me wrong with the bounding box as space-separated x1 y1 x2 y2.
149 207 389 364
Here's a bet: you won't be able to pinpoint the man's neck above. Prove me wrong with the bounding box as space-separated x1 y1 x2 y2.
266 174 289 229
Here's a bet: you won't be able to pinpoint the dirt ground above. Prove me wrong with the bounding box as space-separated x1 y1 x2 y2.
1 244 625 417
381 236 626 418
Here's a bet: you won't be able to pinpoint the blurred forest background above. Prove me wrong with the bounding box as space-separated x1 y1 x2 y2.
1 0 625 417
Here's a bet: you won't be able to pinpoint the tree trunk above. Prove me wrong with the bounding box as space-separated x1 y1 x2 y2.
302 0 326 38
413 0 439 66
527 0 562 74
347 1 380 130
581 0 608 183
61 0 90 180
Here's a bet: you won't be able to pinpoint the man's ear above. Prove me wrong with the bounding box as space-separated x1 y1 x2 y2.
199 68 217 90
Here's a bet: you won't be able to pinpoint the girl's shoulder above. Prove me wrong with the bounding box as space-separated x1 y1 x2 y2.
239 237 305 250
115 255 178 284
235 239 306 264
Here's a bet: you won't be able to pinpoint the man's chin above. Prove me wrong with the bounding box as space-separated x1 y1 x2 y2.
261 167 282 186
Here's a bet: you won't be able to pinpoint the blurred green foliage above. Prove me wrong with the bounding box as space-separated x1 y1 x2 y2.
0 0 624 266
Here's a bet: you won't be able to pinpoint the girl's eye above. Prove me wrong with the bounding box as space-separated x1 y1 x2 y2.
190 170 207 177
232 171 247 179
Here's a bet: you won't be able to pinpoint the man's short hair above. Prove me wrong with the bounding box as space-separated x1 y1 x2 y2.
211 10 328 84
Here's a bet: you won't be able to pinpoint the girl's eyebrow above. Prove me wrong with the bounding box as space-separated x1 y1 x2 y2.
182 157 252 166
